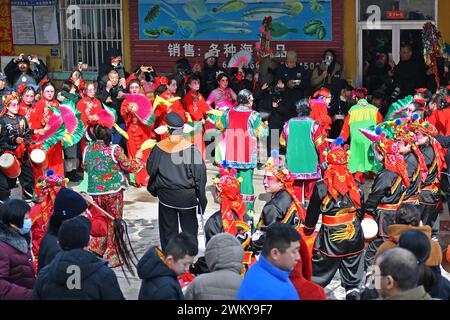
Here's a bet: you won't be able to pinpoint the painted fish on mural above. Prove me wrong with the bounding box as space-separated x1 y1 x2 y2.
193 26 252 38
144 4 160 24
270 21 298 38
172 19 197 38
183 0 210 21
160 0 177 18
241 11 291 21
211 0 247 14
200 19 250 28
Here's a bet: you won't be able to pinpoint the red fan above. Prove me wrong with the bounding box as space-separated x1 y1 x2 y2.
123 93 153 126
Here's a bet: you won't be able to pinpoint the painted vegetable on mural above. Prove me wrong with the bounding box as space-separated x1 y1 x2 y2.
144 4 160 23
303 19 327 40
270 21 298 38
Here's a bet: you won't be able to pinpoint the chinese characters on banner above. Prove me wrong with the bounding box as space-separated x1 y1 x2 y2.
166 42 290 70
0 0 14 55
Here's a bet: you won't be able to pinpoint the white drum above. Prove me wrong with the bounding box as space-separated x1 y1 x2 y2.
361 218 378 240
30 148 48 169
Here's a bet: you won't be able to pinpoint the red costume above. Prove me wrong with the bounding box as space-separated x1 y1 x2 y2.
154 90 186 140
30 171 108 272
183 89 210 158
120 99 152 186
76 95 104 153
29 97 64 178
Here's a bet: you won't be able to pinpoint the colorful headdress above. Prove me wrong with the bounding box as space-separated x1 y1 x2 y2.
393 119 428 183
213 161 247 237
312 87 332 100
1 90 19 107
352 87 368 100
322 138 361 207
360 128 410 187
264 150 306 221
409 114 445 177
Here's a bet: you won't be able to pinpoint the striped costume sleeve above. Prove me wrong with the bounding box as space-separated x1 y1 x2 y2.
249 111 268 138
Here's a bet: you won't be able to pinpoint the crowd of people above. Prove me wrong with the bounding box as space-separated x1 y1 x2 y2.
1 45 450 301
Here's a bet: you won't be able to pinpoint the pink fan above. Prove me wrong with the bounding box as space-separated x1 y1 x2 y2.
59 104 77 134
123 93 153 126
228 50 252 69
359 128 381 142
35 113 63 144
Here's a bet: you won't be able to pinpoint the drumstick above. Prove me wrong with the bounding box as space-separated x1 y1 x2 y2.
78 192 115 221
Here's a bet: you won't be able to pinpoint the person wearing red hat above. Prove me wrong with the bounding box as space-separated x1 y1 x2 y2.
309 87 333 136
360 129 410 270
340 87 384 183
302 138 365 300
410 117 445 240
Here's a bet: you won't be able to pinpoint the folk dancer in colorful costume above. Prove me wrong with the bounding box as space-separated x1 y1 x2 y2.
183 75 211 159
409 115 445 238
83 114 144 267
280 98 328 203
121 80 155 187
76 82 104 153
29 80 65 177
340 87 384 183
153 76 186 141
252 150 306 250
391 119 428 210
0 92 41 202
204 163 255 271
213 89 268 211
17 84 38 123
309 88 333 137
302 138 365 300
206 72 237 164
359 128 410 269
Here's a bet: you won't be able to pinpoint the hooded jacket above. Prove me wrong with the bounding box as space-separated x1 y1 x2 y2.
137 246 184 300
375 224 442 266
32 248 124 300
185 233 244 300
0 223 35 300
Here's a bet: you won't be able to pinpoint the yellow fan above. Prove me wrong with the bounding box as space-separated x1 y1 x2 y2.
153 96 181 111
139 139 157 151
113 123 129 140
63 130 73 146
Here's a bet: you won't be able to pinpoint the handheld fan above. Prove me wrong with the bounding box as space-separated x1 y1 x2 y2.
228 50 252 69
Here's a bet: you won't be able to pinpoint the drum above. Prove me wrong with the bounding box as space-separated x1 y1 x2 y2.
0 153 22 178
30 148 48 170
361 218 378 241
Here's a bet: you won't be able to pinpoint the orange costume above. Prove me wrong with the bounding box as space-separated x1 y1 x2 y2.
120 99 153 186
154 90 186 140
183 89 210 158
309 98 332 136
29 97 64 178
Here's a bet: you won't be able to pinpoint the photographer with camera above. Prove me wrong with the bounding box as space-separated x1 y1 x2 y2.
4 53 48 91
311 49 342 94
275 51 310 101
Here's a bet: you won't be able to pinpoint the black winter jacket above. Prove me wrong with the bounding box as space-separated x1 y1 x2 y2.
137 246 183 300
32 248 124 300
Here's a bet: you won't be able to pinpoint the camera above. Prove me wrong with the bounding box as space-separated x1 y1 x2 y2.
269 86 283 103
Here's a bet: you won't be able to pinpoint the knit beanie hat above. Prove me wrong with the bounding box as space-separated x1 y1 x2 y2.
58 216 92 250
53 188 88 220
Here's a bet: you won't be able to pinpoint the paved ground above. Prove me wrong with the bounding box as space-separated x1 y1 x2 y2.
72 162 450 300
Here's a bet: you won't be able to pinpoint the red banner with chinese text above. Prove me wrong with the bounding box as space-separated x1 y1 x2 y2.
0 0 14 55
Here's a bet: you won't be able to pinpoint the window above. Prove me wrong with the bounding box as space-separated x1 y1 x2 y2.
359 0 436 21
59 0 123 72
